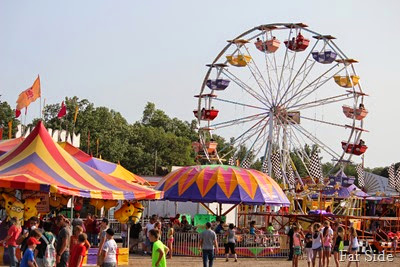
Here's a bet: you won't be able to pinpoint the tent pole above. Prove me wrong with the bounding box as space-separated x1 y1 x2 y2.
127 222 130 250
71 196 74 221
199 203 216 216
222 203 239 216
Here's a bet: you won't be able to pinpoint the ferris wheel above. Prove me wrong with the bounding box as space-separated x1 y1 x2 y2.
193 23 369 185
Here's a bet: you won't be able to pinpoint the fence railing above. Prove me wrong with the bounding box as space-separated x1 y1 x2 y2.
159 231 289 258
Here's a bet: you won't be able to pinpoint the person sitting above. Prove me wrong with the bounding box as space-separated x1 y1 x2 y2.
359 103 365 109
215 221 224 234
249 221 257 235
267 223 275 235
255 38 263 50
180 216 191 232
359 139 365 146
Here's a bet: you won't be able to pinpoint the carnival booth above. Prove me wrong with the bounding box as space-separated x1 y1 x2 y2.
155 165 290 258
0 121 163 265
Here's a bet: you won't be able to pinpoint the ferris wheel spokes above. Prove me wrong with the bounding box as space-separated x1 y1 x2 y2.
222 69 270 107
289 93 354 111
210 111 269 129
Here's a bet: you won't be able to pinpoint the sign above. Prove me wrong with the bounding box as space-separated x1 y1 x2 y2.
22 191 50 214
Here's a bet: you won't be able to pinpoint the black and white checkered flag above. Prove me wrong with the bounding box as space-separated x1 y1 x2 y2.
286 162 296 187
388 164 396 189
309 152 323 184
271 151 283 180
241 157 251 169
395 165 400 193
261 158 269 174
228 155 236 166
356 164 365 188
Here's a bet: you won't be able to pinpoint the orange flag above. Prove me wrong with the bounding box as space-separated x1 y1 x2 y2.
16 75 41 110
8 121 12 139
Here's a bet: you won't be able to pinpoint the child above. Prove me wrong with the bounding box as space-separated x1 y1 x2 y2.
70 225 91 252
304 227 313 267
20 237 40 267
312 223 323 267
322 226 332 267
69 233 88 267
392 236 398 257
333 226 344 267
347 227 359 267
224 223 238 262
292 226 302 267
166 222 174 259
100 228 118 267
149 229 169 267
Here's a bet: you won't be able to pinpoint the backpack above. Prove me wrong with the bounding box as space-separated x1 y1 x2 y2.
42 233 56 267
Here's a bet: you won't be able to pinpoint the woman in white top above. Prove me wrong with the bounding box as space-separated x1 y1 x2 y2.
311 223 323 267
347 227 359 267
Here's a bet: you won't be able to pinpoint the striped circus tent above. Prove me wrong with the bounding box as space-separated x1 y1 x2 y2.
0 137 24 155
58 142 150 186
155 165 290 206
0 121 163 200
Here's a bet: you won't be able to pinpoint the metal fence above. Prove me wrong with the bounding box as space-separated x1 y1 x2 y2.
160 232 289 258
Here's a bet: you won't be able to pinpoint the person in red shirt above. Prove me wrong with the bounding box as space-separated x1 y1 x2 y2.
69 233 87 267
0 217 22 267
70 226 90 253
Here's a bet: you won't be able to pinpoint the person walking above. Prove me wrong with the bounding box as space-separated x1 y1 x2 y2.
200 222 218 267
166 222 174 259
322 225 332 267
100 229 118 267
287 223 295 261
149 229 169 267
333 226 344 267
55 215 71 267
311 223 323 267
347 227 359 267
35 221 56 267
304 227 313 267
292 225 302 267
84 214 94 245
223 223 237 262
0 217 22 267
143 217 155 255
69 233 88 267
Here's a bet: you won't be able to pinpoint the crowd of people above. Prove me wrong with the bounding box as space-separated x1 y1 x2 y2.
286 221 363 267
0 213 118 267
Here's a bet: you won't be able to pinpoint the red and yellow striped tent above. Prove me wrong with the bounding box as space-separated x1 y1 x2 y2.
0 121 163 200
0 137 24 155
58 142 150 186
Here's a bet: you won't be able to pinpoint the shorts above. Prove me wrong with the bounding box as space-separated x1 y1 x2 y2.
224 242 236 254
294 246 302 256
351 247 358 252
167 238 174 245
323 246 331 251
333 247 339 253
305 248 313 262
312 246 322 252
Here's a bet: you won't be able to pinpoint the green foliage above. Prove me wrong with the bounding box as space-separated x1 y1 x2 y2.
0 99 20 139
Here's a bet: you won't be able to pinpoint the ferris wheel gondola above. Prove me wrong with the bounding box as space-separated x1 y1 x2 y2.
193 23 369 186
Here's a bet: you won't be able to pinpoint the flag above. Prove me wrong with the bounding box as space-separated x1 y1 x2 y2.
8 121 12 139
261 157 269 174
73 106 79 124
0 127 3 140
271 151 283 181
388 164 396 189
309 152 323 184
16 75 41 110
57 101 67 118
15 109 21 118
356 164 365 188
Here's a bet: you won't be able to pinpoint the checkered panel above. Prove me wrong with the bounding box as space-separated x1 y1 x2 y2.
228 155 236 166
356 164 365 188
309 152 323 183
241 157 251 169
388 164 396 189
271 151 283 180
286 163 296 187
261 158 269 174
395 164 400 193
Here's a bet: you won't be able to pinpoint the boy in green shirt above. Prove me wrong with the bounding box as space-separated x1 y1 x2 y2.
148 229 169 267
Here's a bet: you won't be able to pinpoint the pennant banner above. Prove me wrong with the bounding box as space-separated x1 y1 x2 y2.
261 157 268 174
57 101 67 118
388 164 396 189
271 151 283 181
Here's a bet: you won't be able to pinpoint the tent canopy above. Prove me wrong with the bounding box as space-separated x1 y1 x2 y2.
0 121 163 200
0 137 24 155
155 165 290 206
58 142 150 186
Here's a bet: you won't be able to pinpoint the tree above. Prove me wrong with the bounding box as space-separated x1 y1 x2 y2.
0 99 20 139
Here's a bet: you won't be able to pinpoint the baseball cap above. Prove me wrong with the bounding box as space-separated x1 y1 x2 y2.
27 237 41 246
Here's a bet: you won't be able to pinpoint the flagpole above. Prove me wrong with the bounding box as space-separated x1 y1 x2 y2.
39 75 42 120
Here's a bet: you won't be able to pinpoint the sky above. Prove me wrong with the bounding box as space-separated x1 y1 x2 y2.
0 0 399 168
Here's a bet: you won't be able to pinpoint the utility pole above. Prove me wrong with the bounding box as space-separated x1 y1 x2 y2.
154 150 157 175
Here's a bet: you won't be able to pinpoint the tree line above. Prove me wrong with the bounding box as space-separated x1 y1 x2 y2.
0 96 395 177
